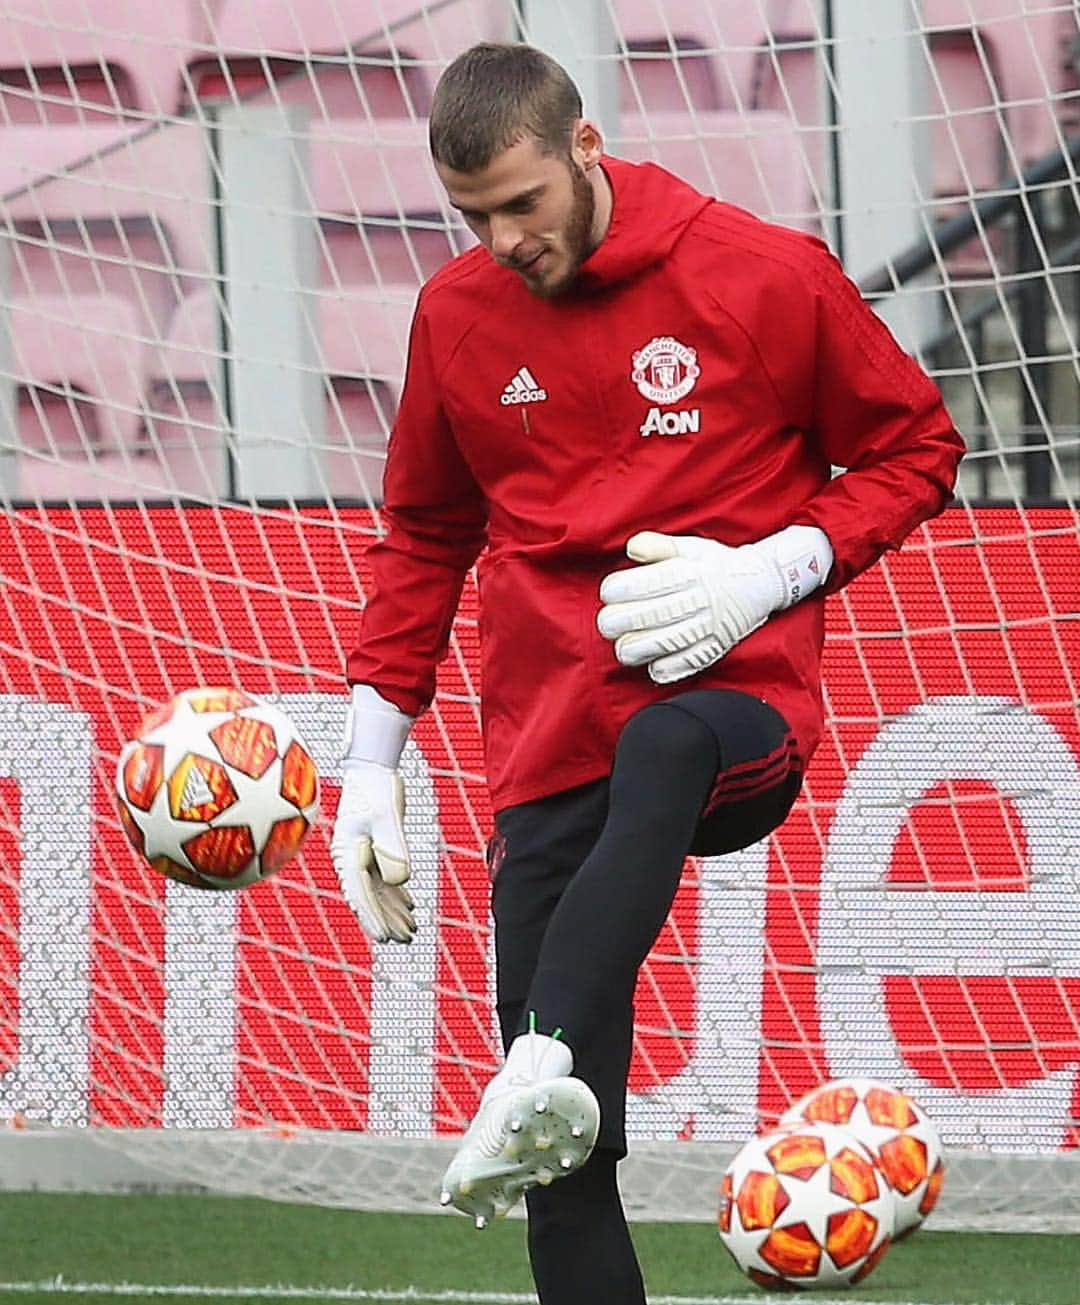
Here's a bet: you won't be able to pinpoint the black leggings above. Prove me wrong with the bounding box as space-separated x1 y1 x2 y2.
525 1150 645 1302
492 688 801 1148
490 689 801 1304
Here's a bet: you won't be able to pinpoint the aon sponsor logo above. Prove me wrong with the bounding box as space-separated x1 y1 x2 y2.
639 407 700 437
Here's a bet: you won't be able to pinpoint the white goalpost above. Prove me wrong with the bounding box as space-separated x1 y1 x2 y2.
0 0 1079 1235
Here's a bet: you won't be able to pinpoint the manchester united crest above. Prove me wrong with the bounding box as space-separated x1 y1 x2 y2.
631 336 700 404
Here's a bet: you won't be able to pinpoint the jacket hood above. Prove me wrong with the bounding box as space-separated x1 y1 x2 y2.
573 156 713 292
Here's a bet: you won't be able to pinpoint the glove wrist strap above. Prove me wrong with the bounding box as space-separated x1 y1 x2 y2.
757 525 834 609
343 684 414 769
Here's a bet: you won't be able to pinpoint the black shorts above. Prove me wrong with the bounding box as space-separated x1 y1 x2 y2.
488 688 802 1155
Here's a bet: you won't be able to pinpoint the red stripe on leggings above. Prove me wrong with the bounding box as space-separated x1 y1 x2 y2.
702 733 799 815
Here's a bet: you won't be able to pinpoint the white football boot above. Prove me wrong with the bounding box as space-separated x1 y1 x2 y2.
439 1027 600 1229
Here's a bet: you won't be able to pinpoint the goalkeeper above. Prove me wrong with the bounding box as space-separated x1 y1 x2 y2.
332 41 964 1305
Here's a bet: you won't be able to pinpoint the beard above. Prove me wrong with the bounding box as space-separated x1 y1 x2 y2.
524 160 597 299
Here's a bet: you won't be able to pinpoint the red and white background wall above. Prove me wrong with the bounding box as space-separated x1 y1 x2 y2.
1 504 1079 1163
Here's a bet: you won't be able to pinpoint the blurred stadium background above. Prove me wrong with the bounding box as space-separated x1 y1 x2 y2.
1 0 1080 1272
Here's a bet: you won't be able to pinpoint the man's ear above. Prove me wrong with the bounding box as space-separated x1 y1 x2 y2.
572 117 604 170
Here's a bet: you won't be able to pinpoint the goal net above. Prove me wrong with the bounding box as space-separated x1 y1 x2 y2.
1 0 1079 1234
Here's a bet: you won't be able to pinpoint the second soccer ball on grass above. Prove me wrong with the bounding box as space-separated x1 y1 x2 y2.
718 1121 896 1290
780 1077 946 1237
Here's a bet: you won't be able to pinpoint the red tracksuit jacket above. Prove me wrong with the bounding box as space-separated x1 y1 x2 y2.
347 157 965 812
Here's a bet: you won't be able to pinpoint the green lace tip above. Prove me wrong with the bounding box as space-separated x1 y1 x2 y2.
527 1012 562 1042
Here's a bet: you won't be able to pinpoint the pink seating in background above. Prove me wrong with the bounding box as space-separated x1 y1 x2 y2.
318 289 416 382
15 390 132 499
2 121 462 378
322 375 396 503
751 0 1076 204
318 213 464 288
139 287 229 497
0 120 133 191
0 0 209 121
11 291 146 463
752 11 1006 203
748 0 825 135
186 47 432 121
610 110 821 231
185 0 510 117
2 122 214 282
321 287 414 498
612 2 826 219
619 38 726 112
346 0 512 66
923 0 1077 168
0 119 214 497
8 213 185 346
309 116 444 211
613 0 771 109
13 419 200 499
310 116 469 287
17 369 187 501
1 120 212 464
925 29 1007 198
143 284 416 501
2 117 462 294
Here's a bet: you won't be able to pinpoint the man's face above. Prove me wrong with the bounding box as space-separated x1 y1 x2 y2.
436 133 598 299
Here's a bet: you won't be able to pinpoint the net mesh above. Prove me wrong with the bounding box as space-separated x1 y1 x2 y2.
0 0 1079 1231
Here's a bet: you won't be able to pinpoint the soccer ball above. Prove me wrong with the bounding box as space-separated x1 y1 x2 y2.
718 1122 895 1291
780 1078 945 1238
116 687 319 890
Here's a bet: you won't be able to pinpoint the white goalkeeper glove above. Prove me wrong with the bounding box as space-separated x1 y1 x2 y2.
597 526 833 684
331 684 417 944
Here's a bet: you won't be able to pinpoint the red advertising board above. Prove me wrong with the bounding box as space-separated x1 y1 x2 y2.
0 505 1078 1150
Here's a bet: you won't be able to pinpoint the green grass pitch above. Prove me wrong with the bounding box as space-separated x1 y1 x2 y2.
0 1191 1075 1303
